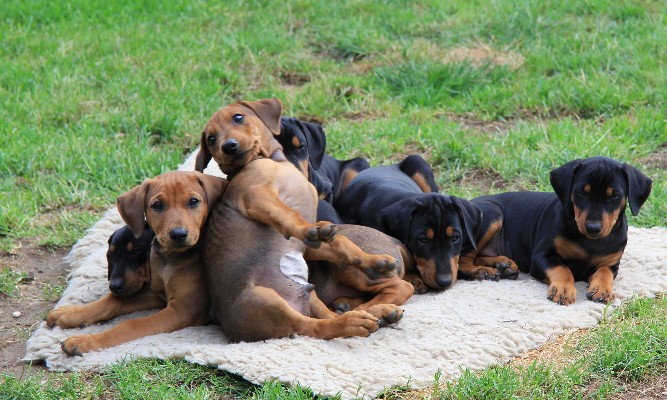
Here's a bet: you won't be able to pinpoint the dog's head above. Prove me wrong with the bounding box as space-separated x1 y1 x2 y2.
379 193 481 290
116 171 227 253
196 98 284 175
106 224 154 298
276 117 327 178
550 156 652 239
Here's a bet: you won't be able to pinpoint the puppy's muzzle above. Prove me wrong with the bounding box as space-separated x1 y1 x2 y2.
222 139 239 155
169 228 189 244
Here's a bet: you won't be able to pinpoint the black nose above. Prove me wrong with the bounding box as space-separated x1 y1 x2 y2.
169 228 188 243
436 275 453 288
585 221 602 235
109 278 124 294
222 139 239 155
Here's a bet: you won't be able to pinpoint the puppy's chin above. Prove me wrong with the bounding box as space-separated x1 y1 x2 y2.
156 237 199 253
217 148 258 174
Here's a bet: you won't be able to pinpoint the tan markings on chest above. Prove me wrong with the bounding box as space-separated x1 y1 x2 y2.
554 236 622 269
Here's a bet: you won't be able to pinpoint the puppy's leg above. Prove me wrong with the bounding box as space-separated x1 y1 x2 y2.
586 266 615 303
60 300 207 356
545 265 577 305
305 235 397 272
332 277 412 325
459 254 520 281
228 286 380 341
236 187 336 247
46 291 165 329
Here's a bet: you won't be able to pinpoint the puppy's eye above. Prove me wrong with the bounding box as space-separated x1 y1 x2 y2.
189 197 200 207
451 235 461 244
207 136 216 146
151 201 163 211
575 191 586 198
232 114 244 124
417 235 429 244
609 190 620 199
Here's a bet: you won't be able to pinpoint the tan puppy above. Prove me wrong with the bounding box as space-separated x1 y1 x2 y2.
46 171 226 355
196 98 403 342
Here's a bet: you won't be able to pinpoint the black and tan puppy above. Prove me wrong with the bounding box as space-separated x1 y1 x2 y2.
46 171 226 354
277 117 370 203
106 224 154 298
336 155 483 293
196 98 402 342
464 156 652 305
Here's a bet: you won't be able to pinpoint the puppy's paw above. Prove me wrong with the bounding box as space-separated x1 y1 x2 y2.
365 304 404 327
586 284 615 303
495 260 520 280
61 334 101 356
335 310 380 337
547 282 577 305
470 266 501 282
302 222 337 248
46 305 90 329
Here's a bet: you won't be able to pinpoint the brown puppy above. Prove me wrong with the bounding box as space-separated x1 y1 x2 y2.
197 98 402 342
46 171 226 355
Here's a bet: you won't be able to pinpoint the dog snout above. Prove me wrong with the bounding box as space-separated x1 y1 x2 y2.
585 221 602 236
435 274 453 289
169 228 189 243
222 138 239 155
109 278 124 294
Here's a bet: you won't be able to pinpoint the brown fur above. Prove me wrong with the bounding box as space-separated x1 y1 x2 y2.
545 265 577 305
199 98 403 342
46 171 226 355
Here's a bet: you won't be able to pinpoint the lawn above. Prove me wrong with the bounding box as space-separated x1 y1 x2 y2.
1 0 665 398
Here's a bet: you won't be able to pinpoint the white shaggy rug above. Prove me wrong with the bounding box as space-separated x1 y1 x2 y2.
24 152 667 399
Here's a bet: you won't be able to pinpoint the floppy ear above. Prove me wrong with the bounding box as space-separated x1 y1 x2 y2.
378 197 420 243
240 98 283 136
197 173 228 211
301 120 327 170
116 180 150 239
623 164 652 216
550 159 582 206
194 131 212 172
451 196 482 250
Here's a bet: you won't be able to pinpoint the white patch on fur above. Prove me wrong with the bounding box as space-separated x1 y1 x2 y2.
279 250 309 285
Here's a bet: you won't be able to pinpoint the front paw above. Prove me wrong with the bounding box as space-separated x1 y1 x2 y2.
547 282 577 305
46 305 90 329
357 254 397 274
470 267 501 282
494 261 520 280
365 304 404 327
61 334 101 356
586 284 615 303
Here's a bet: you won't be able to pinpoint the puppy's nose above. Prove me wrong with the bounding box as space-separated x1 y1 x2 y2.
585 221 602 235
169 228 188 243
435 275 453 289
222 139 239 155
109 278 124 294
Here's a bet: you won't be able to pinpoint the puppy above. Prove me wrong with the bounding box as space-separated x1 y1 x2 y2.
197 98 403 342
465 157 652 305
106 224 154 298
335 155 483 293
277 117 370 203
46 171 226 354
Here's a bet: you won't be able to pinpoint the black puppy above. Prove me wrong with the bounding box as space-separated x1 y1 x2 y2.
463 156 652 305
335 155 482 293
106 224 154 298
277 117 370 203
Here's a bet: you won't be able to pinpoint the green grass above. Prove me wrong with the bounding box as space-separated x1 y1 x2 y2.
0 266 28 298
1 0 666 398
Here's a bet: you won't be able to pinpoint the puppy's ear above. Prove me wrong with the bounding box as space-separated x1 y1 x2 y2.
550 159 582 206
378 197 420 244
623 164 652 216
195 131 212 172
197 173 227 211
301 121 326 170
451 196 482 251
116 180 150 239
240 98 283 136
